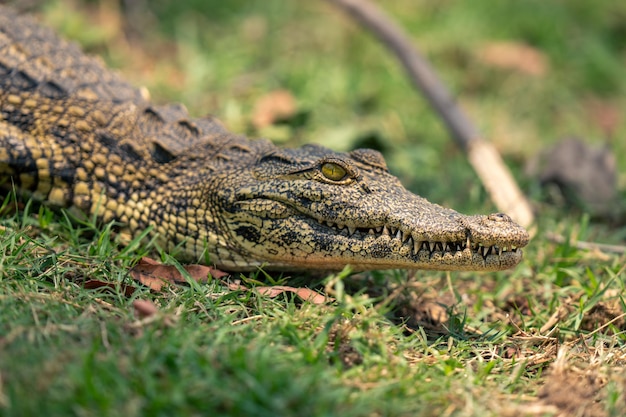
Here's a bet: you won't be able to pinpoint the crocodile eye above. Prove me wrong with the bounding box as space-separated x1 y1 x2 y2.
321 162 347 181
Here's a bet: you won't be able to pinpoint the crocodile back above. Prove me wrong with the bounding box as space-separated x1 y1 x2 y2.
0 6 145 104
0 6 230 220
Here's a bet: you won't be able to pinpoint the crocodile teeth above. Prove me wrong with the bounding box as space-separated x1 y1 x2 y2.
389 227 397 236
395 229 402 240
428 242 435 253
347 225 356 236
382 225 390 236
414 240 422 254
368 228 376 235
375 226 383 233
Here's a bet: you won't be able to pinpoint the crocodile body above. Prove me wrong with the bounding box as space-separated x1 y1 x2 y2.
0 7 529 271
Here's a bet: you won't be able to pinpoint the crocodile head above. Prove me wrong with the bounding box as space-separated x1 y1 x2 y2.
208 140 529 271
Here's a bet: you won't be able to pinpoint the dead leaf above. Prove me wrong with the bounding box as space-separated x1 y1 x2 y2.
133 299 159 318
130 257 228 291
256 285 328 304
477 41 548 76
83 279 136 297
130 259 328 304
226 283 329 304
252 89 297 128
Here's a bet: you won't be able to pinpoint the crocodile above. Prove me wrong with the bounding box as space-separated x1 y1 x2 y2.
0 7 529 272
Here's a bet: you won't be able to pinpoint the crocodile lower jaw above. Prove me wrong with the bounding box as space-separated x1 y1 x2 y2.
235 249 523 272
292 237 522 271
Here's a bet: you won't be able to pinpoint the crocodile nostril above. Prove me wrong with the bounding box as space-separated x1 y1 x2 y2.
488 213 512 222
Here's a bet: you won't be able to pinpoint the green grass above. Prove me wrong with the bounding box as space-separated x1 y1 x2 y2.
2 1 626 416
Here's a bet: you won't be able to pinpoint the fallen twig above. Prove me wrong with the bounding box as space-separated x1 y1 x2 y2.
546 232 626 255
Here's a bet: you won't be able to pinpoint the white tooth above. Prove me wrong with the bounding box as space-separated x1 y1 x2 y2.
402 231 410 243
375 226 382 233
414 240 422 254
368 228 375 235
382 226 389 236
389 227 397 236
395 229 402 240
466 236 470 249
348 226 356 235
428 242 435 252
498 247 503 256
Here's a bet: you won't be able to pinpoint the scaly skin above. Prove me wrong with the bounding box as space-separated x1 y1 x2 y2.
0 7 529 271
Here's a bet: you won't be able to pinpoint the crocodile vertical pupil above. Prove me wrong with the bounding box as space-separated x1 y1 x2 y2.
321 162 347 181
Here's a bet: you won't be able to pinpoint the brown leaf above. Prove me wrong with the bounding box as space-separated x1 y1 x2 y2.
184 264 229 280
133 299 159 318
256 285 329 304
252 89 297 128
129 259 327 303
477 41 548 76
137 257 160 265
130 257 229 291
225 282 329 304
83 279 136 297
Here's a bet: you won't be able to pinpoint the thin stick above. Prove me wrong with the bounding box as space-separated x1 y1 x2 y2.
546 232 626 255
326 0 535 229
